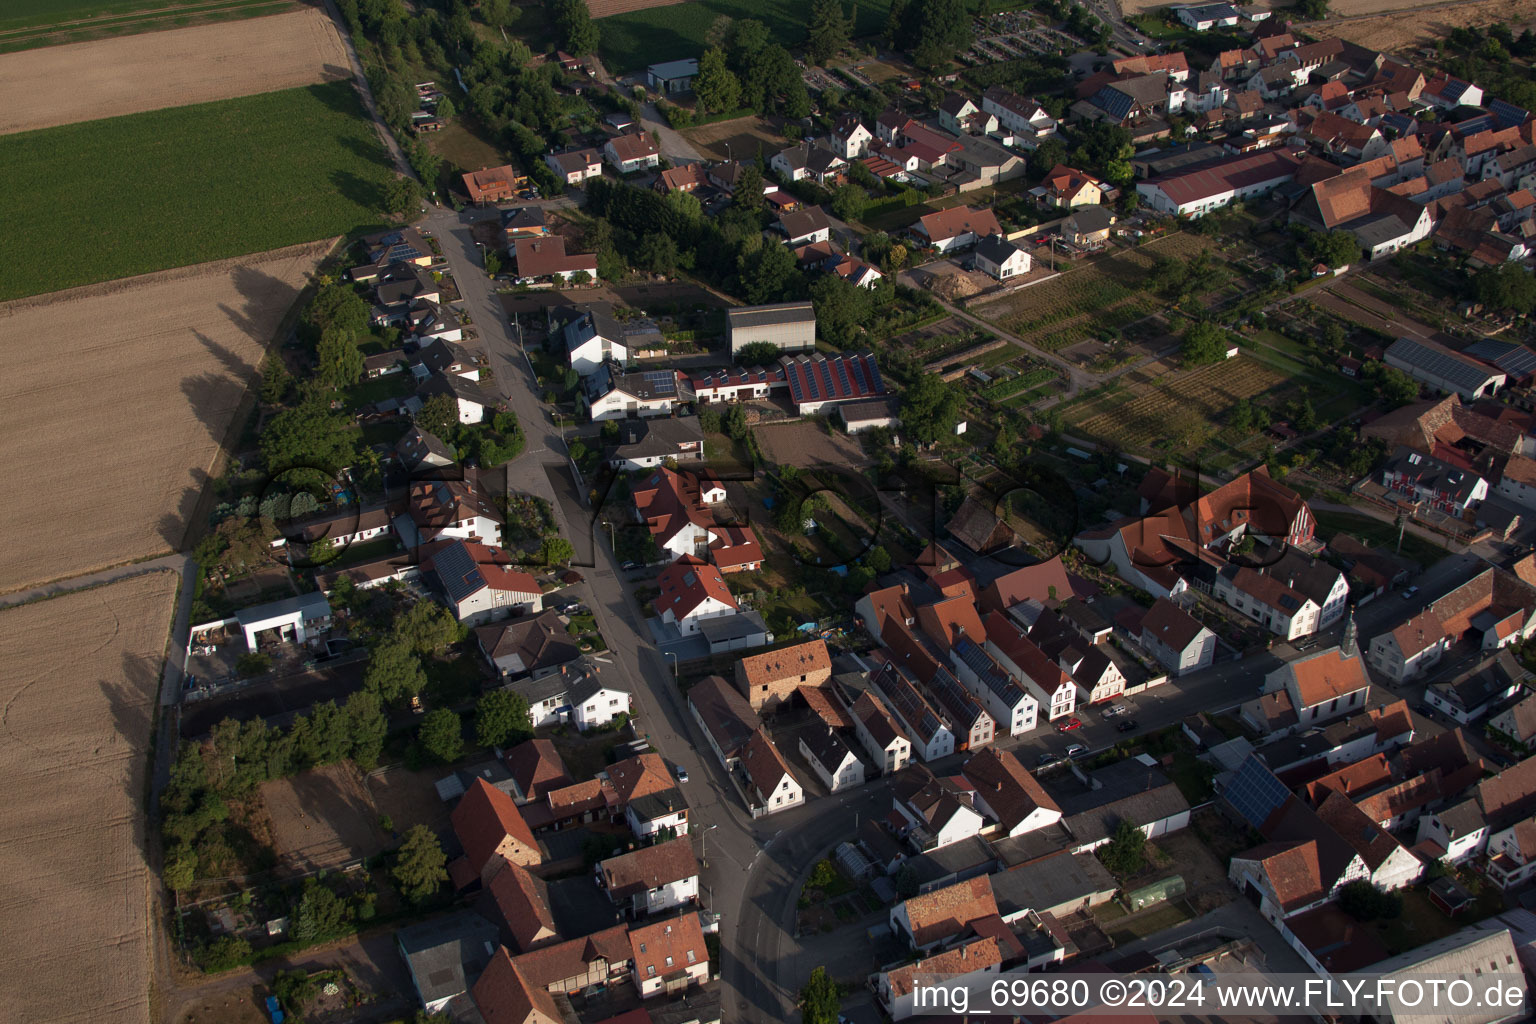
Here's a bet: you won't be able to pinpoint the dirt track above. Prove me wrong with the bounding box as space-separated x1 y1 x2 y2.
0 239 334 593
0 6 349 135
0 572 178 1024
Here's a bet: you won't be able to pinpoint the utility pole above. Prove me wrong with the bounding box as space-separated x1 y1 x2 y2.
1396 510 1408 556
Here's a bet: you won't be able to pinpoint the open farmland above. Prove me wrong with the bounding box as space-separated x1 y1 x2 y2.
1296 0 1536 52
598 0 897 71
0 240 331 593
0 572 178 1024
0 7 350 135
0 0 305 53
1066 355 1287 454
0 80 387 300
973 234 1213 352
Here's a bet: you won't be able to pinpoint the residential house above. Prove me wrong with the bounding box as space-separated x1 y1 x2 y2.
1422 74 1485 110
417 372 495 425
558 305 628 374
688 674 760 771
472 948 561 1024
874 936 1002 1021
605 133 661 174
1289 168 1434 259
1382 446 1488 515
978 558 1074 614
890 874 999 951
831 112 875 158
973 234 1032 280
401 478 503 548
1057 758 1191 852
631 467 719 562
1426 650 1528 725
487 862 559 952
583 363 680 422
962 747 1063 838
605 752 689 838
423 540 542 625
777 207 832 247
1062 205 1116 247
1139 598 1217 676
653 556 738 635
598 838 700 918
627 914 709 999
735 638 832 710
890 764 987 850
1489 692 1536 750
397 911 501 1014
770 141 849 184
938 93 986 135
510 925 632 997
912 206 1004 253
505 739 573 805
779 351 887 415
1496 455 1536 511
982 612 1073 721
1370 568 1536 681
1037 164 1104 208
397 425 455 471
452 778 541 882
544 148 602 185
656 163 709 194
1215 565 1322 640
950 635 1040 736
981 86 1058 145
510 659 631 732
742 728 804 815
688 365 789 404
871 663 956 763
607 417 706 472
463 165 525 205
799 726 865 792
476 609 581 679
514 236 598 285
1176 3 1241 30
726 301 816 357
851 689 912 775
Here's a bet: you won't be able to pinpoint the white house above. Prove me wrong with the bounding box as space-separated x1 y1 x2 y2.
981 613 1074 721
962 747 1063 838
561 306 627 376
652 556 739 635
627 915 709 1000
851 690 911 775
604 132 661 174
598 837 699 918
778 207 832 248
1175 2 1241 30
798 727 865 792
891 765 987 849
873 665 956 763
417 373 493 425
876 936 1002 1021
950 636 1039 737
973 234 1031 281
830 113 874 159
1137 149 1301 217
1137 599 1213 676
544 148 603 185
582 364 679 422
742 729 804 815
402 478 503 548
981 86 1057 142
423 540 542 626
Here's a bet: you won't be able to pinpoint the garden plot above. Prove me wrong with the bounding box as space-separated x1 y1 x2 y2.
261 762 386 875
754 420 871 468
0 572 178 1024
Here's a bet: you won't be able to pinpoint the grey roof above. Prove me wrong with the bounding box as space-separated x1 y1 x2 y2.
905 835 997 889
609 416 704 460
1065 205 1115 235
629 786 688 823
1464 339 1536 379
697 609 770 644
779 206 832 239
585 362 679 402
476 609 581 675
414 338 478 375
561 304 623 352
567 661 628 705
1053 759 1191 846
396 910 500 1005
953 636 1029 708
418 372 494 408
1384 445 1485 504
989 854 1118 917
510 670 572 705
236 591 331 626
727 301 816 331
398 425 456 467
1387 336 1503 393
501 206 546 231
838 396 901 424
800 725 856 773
975 233 1024 265
647 58 699 81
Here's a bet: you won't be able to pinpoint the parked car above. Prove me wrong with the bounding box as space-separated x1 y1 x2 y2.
621 560 640 571
1402 586 1420 600
1037 752 1063 767
1117 719 1139 733
1102 704 1126 717
1056 717 1082 732
1065 743 1089 758
1416 703 1435 719
674 765 689 783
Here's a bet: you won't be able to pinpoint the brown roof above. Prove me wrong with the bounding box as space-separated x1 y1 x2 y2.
1388 608 1446 658
741 728 797 799
658 163 709 192
917 205 1003 244
1314 790 1405 871
1304 753 1392 803
779 206 832 239
1286 646 1370 708
962 747 1061 832
504 739 573 803
1140 597 1208 652
608 132 659 162
1476 756 1536 827
980 557 1072 613
1242 839 1327 911
688 674 759 759
473 947 562 1024
946 495 1016 554
514 236 598 279
1138 467 1201 512
488 862 559 952
1194 467 1308 544
605 752 674 806
653 555 738 622
463 164 522 202
628 914 706 981
1431 567 1536 640
900 875 999 948
884 935 1002 998
600 837 699 899
512 924 631 990
862 584 916 635
852 690 907 749
736 639 831 693
916 595 987 651
452 778 540 875
799 684 854 729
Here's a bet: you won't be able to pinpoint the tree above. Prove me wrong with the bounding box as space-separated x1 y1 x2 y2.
724 403 750 442
364 637 428 704
738 237 797 303
806 0 852 64
196 936 251 972
304 283 370 340
540 535 575 566
435 95 457 121
556 0 598 55
316 325 365 389
260 355 291 405
1377 365 1419 406
1338 880 1402 920
1475 261 1536 314
476 689 533 748
419 708 464 763
164 849 198 891
395 599 465 655
1181 321 1229 366
392 824 450 904
484 249 502 277
1296 0 1328 18
1309 230 1360 268
416 392 461 440
830 183 868 222
343 689 388 769
385 175 422 216
1097 819 1145 876
908 0 972 69
637 232 679 276
736 341 783 367
480 0 514 29
800 966 842 1024
260 390 359 487
1030 137 1068 180
812 274 874 347
694 46 741 114
734 162 766 213
900 374 962 446
866 545 892 572
291 881 349 944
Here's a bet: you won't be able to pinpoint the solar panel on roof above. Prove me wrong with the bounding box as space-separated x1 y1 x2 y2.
1222 755 1290 830
1491 99 1530 129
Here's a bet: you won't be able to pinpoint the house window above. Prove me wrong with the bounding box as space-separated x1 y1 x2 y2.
687 950 697 963
647 965 656 977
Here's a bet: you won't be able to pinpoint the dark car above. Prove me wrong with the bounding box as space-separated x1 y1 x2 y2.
1036 752 1063 767
1117 719 1139 732
1416 703 1435 718
621 560 640 571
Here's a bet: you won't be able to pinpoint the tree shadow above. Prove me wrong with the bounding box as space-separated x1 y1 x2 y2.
332 169 387 213
224 265 305 342
338 133 393 169
158 468 210 550
98 650 167 856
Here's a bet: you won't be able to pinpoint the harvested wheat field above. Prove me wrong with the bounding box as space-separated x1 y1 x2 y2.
1298 0 1536 52
0 572 178 1024
0 239 333 593
0 6 350 135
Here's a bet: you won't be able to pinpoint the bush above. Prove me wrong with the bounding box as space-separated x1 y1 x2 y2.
1338 880 1403 921
195 935 251 972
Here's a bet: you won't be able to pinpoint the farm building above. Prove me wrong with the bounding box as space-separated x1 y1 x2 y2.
727 301 817 357
1384 337 1506 401
1136 150 1302 217
839 396 901 434
646 58 699 94
780 351 887 415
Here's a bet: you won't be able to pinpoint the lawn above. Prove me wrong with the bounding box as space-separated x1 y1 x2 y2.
425 116 514 196
1313 510 1451 568
597 0 897 72
343 372 416 411
0 80 391 300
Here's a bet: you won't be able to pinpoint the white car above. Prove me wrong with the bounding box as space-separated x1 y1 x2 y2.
1102 704 1126 717
1066 743 1088 758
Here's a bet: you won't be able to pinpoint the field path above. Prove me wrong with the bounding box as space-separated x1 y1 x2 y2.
0 6 349 135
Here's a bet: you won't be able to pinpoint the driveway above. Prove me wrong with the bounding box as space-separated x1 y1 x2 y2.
640 101 705 164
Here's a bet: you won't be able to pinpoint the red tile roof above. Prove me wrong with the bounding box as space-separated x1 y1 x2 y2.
628 913 706 982
916 205 1003 244
505 739 573 801
979 557 1073 612
605 752 674 806
473 947 562 1024
653 555 738 621
452 778 539 875
900 875 999 947
962 747 1061 831
489 862 559 952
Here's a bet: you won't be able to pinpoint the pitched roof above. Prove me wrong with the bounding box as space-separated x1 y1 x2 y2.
504 738 573 802
1314 789 1407 871
980 557 1073 613
600 837 699 899
916 595 987 651
687 674 759 760
945 494 1016 553
1144 149 1301 206
1241 839 1327 911
779 206 832 239
741 728 797 798
511 924 631 990
476 610 582 678
962 747 1061 831
452 778 539 875
900 874 999 947
916 205 1003 243
852 690 907 750
607 132 659 162
653 555 738 621
514 235 597 278
605 752 675 806
488 862 558 952
884 935 1002 997
737 639 831 693
1140 597 1209 652
779 351 885 407
473 947 561 1024
628 914 706 983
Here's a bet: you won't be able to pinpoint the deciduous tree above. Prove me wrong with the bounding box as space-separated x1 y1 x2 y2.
800 966 842 1024
476 690 533 748
419 708 464 763
900 374 962 446
364 637 428 704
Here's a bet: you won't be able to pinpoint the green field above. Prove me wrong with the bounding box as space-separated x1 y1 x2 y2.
0 81 391 301
597 0 896 72
0 0 299 53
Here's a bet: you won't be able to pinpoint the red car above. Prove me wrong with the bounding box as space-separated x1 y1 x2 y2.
1056 717 1082 732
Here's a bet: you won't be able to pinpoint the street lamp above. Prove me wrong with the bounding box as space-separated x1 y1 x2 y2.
665 651 678 680
698 823 719 868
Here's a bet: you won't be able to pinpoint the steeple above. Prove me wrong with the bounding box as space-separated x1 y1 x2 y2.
1339 604 1358 658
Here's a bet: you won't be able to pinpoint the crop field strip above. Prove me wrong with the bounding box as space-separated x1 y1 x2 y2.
0 0 303 53
977 234 1213 352
1067 356 1287 450
0 80 389 301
